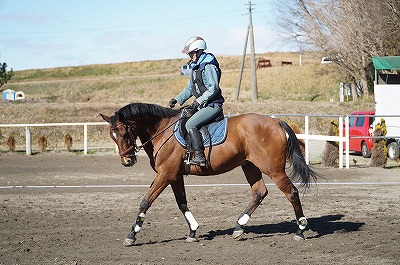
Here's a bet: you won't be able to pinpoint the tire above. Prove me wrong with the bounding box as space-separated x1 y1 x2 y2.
387 141 400 160
361 142 371 158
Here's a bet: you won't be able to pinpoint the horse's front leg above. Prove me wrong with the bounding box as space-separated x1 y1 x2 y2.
171 177 199 242
124 176 169 247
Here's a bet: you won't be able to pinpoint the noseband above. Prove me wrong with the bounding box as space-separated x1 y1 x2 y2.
111 116 138 159
111 113 184 160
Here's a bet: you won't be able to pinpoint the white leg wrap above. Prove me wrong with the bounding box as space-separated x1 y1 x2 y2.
184 211 199 231
134 224 141 232
134 213 146 233
297 216 308 230
238 214 250 225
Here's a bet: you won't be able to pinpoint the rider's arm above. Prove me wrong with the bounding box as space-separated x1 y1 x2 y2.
175 78 193 106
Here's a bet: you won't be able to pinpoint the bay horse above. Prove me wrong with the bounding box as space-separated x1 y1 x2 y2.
100 102 318 247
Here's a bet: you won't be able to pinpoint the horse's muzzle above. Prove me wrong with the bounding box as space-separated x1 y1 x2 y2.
121 155 137 167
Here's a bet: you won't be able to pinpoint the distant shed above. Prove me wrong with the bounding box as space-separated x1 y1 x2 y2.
2 89 25 101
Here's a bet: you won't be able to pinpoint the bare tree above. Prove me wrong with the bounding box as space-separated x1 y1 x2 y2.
271 0 400 99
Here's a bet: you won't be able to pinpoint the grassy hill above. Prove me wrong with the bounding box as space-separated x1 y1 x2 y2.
0 52 375 152
5 51 374 117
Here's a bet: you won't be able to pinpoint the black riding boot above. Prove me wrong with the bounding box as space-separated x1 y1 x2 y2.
188 128 207 167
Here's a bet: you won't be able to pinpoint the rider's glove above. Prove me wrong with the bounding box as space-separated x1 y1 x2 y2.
169 98 177 108
191 99 200 110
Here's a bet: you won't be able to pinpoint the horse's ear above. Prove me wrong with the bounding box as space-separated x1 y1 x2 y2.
100 113 111 123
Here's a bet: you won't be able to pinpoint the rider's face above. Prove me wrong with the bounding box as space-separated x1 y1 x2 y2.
188 50 200 62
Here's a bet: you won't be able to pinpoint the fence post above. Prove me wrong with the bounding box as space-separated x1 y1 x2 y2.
304 115 309 164
338 116 343 169
345 116 350 169
84 124 88 155
25 126 32 155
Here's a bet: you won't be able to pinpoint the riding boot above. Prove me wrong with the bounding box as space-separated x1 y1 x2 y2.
188 128 207 167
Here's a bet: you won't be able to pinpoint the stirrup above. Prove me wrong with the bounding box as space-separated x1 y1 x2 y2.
190 156 207 167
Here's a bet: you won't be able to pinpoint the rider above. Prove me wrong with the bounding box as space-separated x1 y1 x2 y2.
169 36 224 167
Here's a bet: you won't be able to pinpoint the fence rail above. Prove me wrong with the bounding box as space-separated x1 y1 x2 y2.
0 122 108 155
6 114 392 169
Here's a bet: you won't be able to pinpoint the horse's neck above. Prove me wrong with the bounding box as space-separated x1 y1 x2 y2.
136 117 175 171
136 117 174 147
138 115 178 147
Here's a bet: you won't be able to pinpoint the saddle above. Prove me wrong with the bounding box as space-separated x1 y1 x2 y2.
173 108 228 170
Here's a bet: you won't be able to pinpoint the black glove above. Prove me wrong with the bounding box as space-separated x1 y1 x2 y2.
169 98 177 108
191 100 199 110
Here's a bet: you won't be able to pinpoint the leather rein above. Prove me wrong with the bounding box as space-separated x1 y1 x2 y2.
114 117 182 158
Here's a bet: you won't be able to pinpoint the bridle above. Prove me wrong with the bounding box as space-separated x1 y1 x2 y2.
112 115 184 159
111 122 138 158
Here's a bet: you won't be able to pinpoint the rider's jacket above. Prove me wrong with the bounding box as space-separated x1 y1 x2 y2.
175 52 224 107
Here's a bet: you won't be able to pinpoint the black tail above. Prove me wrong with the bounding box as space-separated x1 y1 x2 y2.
279 120 318 189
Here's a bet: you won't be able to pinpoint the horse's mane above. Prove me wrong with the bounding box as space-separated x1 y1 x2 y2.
117 103 180 122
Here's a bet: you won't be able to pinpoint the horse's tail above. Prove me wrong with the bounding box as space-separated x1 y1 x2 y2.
279 120 318 189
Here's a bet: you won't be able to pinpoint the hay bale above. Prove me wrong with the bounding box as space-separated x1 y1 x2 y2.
7 135 16 152
370 120 387 167
65 134 73 151
322 120 339 167
38 134 48 152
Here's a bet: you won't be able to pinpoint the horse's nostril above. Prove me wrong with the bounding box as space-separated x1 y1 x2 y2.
123 158 134 167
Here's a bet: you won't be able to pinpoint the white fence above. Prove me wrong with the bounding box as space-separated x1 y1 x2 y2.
0 115 353 169
269 114 349 169
0 122 108 156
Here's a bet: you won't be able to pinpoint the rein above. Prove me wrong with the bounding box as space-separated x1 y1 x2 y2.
119 116 183 157
136 118 181 151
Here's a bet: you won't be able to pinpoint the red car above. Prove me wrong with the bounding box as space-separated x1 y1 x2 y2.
344 111 375 158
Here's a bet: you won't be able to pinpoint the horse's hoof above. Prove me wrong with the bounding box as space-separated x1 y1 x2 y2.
123 238 136 247
232 229 244 239
186 237 199 243
293 234 306 241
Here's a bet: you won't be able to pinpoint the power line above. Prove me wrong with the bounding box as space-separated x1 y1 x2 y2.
0 10 244 36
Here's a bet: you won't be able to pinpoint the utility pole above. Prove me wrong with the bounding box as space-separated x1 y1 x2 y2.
236 0 258 102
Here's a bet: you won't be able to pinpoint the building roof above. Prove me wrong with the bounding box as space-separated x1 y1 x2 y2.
372 56 400 70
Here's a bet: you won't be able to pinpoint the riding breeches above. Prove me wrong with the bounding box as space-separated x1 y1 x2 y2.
185 105 222 131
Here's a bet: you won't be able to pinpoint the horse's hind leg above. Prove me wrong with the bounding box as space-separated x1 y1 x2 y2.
171 177 199 242
233 162 268 238
270 171 308 240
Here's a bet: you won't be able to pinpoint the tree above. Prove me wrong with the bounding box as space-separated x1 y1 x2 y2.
0 62 14 91
270 0 400 99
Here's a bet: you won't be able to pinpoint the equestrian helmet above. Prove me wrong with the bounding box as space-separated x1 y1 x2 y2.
182 36 207 54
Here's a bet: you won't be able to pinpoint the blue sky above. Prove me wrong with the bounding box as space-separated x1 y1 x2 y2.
0 0 295 70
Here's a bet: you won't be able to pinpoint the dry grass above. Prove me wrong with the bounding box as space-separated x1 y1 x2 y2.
7 51 345 107
1 52 375 152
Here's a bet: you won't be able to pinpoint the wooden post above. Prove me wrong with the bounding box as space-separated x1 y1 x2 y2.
235 0 258 102
235 28 249 101
248 0 257 102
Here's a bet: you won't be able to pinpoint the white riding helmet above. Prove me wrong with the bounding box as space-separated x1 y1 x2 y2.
182 36 207 54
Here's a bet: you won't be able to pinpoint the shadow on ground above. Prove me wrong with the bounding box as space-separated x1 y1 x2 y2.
200 214 365 241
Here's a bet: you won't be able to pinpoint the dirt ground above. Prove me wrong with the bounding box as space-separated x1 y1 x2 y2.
0 152 399 265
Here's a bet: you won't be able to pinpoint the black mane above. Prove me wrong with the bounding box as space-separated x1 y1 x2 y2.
117 103 180 122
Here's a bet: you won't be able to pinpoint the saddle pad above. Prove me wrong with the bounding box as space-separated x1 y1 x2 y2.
174 118 228 148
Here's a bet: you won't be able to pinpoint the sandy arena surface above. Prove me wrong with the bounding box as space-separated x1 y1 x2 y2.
0 151 399 265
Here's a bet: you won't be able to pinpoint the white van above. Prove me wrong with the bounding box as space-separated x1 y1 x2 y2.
180 64 192 75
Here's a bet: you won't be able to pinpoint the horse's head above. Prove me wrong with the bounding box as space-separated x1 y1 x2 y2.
101 113 137 167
